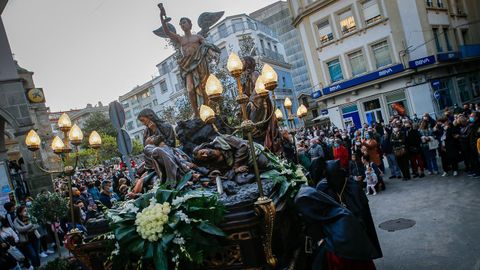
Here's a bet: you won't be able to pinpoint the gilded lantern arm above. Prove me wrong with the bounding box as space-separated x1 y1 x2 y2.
254 196 278 268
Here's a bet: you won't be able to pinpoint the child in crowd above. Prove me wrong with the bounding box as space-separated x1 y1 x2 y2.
365 165 378 195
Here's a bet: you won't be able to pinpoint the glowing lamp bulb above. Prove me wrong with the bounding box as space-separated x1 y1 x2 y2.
261 64 278 90
200 105 216 124
68 124 83 145
51 136 65 154
275 108 283 121
227 52 243 75
254 75 269 96
284 97 292 109
89 131 102 149
57 113 72 131
205 74 223 98
25 130 41 151
298 104 308 117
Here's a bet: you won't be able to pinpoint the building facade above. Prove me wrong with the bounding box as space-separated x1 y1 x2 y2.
251 1 316 124
118 79 156 142
289 0 480 129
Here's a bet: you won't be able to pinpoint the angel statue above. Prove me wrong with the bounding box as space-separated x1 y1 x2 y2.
154 3 223 118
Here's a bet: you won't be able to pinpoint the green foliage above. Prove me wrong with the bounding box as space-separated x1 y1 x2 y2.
106 188 226 269
83 112 117 138
30 193 68 224
72 148 97 168
98 133 121 161
132 139 144 156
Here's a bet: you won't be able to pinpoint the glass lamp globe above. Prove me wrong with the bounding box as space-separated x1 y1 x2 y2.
68 124 83 145
284 97 292 109
205 74 223 99
227 52 243 76
51 136 65 154
57 113 72 132
261 64 278 90
275 108 283 121
25 130 41 151
200 105 216 124
298 104 308 117
89 131 102 149
254 75 269 97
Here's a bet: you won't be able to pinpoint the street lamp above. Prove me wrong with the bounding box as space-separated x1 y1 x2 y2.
201 52 278 267
274 108 283 121
284 97 294 129
25 113 102 234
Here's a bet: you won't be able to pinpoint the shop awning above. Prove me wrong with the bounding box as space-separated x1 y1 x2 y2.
312 115 330 121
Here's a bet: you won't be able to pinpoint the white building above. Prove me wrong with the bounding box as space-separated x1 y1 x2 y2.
118 79 156 141
289 0 480 129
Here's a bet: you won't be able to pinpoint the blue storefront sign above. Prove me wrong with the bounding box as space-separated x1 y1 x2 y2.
321 109 328 115
311 90 322 99
436 51 460 62
408 55 436 69
321 63 405 96
433 91 441 100
431 79 441 90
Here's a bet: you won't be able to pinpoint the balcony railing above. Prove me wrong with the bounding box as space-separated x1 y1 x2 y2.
206 20 278 44
260 48 286 63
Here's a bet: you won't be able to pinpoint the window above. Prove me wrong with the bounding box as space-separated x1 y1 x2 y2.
317 20 334 43
282 76 287 87
339 10 356 34
160 80 168 93
443 28 452 51
153 99 158 106
436 0 444 8
386 92 410 117
312 109 319 118
161 63 168 75
458 77 470 102
302 97 309 107
433 28 443 52
218 23 228 38
260 39 265 53
435 79 454 110
371 40 392 68
470 74 480 98
133 106 141 114
327 58 344 83
247 19 256 30
348 50 367 76
362 0 382 25
125 110 132 119
461 29 468 45
426 0 433 7
274 45 278 53
122 102 129 109
126 121 134 131
232 19 244 32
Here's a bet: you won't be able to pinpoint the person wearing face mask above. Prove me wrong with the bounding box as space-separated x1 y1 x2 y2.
14 206 40 269
382 127 402 179
467 112 480 178
99 180 120 209
333 139 349 170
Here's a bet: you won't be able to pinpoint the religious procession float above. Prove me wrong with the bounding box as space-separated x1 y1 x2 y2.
64 3 382 270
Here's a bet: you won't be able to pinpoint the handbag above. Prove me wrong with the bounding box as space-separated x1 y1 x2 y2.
8 246 25 261
394 147 406 157
428 137 439 150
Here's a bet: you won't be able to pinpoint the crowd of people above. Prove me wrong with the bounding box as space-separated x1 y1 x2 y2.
283 103 480 195
2 103 480 269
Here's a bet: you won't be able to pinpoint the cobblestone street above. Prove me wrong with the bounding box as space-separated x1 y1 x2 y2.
370 173 480 270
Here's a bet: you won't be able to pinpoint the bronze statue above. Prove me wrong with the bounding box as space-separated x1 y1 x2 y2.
154 3 223 118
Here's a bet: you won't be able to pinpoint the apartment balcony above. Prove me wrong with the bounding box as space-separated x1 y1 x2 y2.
260 48 286 63
206 20 278 44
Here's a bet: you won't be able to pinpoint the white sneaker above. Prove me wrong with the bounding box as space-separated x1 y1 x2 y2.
373 192 377 195
426 171 432 175
453 171 458 176
442 172 448 177
46 249 55 254
39 252 48 258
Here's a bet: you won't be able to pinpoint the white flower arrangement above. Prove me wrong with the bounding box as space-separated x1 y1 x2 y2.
135 202 171 242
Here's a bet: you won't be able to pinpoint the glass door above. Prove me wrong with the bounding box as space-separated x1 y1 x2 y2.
363 98 384 125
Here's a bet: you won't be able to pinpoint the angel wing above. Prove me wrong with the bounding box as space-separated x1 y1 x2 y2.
197 11 225 38
153 22 177 39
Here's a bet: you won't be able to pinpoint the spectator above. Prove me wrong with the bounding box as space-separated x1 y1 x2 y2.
405 122 425 178
391 126 411 180
3 202 16 229
439 120 460 177
333 139 349 170
99 180 119 209
419 120 439 175
14 206 40 269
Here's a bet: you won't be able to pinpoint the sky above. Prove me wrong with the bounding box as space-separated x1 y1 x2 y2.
3 0 280 111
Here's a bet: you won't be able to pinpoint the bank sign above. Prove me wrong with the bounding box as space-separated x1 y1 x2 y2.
322 63 404 95
408 55 436 69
